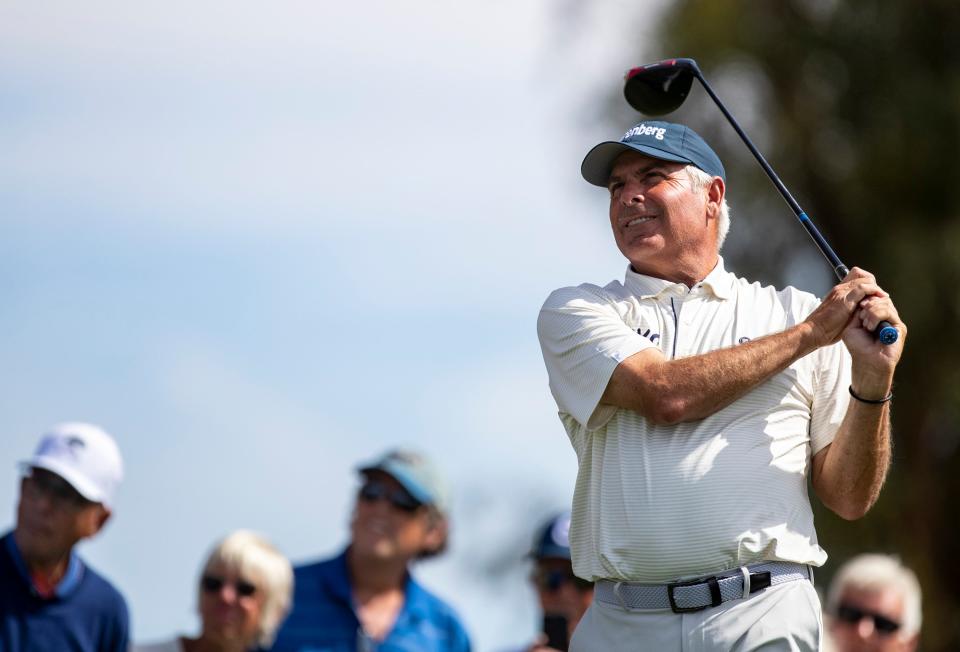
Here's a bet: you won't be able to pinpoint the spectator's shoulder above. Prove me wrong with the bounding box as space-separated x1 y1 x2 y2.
290 553 346 598
407 578 471 637
131 640 181 652
75 560 130 651
80 561 129 612
292 555 335 578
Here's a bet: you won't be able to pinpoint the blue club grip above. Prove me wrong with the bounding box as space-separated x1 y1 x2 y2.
877 320 898 345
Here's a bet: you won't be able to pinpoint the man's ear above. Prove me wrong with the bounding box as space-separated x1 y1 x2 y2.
706 176 725 218
422 514 449 555
82 505 112 539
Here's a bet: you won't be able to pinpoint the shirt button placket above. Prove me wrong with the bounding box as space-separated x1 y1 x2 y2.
668 290 683 359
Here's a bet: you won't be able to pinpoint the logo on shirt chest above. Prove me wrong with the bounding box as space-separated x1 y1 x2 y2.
637 327 660 343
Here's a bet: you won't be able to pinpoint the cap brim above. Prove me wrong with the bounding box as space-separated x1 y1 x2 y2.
359 463 433 508
20 457 107 505
580 141 695 187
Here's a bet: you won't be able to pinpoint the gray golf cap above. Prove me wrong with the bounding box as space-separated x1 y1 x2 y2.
581 120 725 186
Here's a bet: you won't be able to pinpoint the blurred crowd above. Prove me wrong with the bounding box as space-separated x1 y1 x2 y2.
1 422 922 651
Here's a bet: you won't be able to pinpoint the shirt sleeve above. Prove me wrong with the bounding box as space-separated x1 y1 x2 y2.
809 340 852 454
537 285 655 430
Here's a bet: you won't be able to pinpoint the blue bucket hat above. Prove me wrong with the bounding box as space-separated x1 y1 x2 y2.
581 120 725 186
358 449 449 515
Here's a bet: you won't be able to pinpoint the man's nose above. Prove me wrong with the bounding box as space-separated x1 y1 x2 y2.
621 181 646 204
855 615 876 639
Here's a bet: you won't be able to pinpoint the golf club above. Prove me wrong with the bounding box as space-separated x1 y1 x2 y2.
623 57 897 345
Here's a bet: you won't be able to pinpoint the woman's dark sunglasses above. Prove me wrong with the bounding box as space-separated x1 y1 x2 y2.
201 574 257 598
835 604 901 635
358 481 422 513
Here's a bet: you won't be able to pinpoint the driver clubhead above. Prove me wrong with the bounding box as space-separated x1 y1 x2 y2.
624 59 697 115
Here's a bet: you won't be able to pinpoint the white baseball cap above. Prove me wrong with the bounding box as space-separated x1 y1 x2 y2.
21 422 124 507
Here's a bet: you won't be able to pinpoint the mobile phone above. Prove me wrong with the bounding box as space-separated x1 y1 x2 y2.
543 613 568 651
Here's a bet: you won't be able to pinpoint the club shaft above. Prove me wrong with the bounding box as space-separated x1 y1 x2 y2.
690 68 897 344
692 71 847 280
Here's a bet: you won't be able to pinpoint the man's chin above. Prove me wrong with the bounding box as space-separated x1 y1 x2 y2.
353 538 398 561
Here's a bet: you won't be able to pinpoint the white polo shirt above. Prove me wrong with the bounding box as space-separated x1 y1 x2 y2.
537 258 851 583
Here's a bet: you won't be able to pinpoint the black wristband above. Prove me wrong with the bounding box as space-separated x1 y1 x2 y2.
849 385 893 404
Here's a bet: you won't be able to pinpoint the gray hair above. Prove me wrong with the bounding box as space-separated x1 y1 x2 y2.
825 554 922 639
199 530 294 648
685 165 730 251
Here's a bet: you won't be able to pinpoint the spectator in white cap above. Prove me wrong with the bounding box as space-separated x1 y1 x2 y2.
270 448 471 652
0 422 129 652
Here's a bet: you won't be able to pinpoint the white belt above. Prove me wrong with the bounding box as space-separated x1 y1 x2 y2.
594 561 811 613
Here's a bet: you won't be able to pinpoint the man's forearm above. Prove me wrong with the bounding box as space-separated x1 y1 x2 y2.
602 321 822 424
812 371 894 519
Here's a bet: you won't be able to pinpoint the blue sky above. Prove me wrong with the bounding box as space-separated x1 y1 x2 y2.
0 1 667 649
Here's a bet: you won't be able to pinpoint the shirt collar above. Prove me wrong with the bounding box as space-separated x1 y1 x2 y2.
4 530 85 599
623 256 734 300
329 547 430 621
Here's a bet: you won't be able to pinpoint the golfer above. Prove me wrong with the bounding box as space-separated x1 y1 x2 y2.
536 120 906 650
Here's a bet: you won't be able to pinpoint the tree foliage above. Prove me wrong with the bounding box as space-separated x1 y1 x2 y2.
607 1 960 647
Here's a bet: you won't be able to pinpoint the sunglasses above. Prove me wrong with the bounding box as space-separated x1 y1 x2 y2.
531 568 593 593
22 468 94 510
358 481 422 513
835 604 901 635
201 574 257 598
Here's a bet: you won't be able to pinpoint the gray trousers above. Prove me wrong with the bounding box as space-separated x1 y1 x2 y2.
571 579 822 651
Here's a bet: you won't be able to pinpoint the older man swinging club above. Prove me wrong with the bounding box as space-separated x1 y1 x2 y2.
537 120 906 650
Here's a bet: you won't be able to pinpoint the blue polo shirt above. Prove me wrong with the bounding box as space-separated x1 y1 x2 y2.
0 531 130 652
270 548 471 652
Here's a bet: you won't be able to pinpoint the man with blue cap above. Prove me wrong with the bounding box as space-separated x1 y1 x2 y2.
270 449 471 652
521 512 593 652
537 121 906 650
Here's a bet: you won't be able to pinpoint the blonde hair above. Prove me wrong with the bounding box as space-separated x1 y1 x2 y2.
826 554 922 639
685 165 731 251
199 530 294 648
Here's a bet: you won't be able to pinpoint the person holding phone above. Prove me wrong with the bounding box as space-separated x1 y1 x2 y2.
512 512 593 652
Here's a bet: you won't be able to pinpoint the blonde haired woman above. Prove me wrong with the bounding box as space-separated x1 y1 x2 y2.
135 530 293 652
